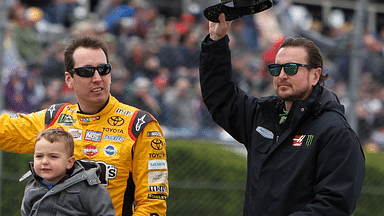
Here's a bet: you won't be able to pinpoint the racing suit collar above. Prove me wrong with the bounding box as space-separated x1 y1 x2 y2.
77 96 110 114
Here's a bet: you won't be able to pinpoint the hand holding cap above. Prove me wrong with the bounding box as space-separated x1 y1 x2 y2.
203 0 273 22
209 13 233 41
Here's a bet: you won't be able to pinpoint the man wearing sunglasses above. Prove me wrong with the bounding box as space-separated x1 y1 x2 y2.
199 13 365 216
0 36 168 216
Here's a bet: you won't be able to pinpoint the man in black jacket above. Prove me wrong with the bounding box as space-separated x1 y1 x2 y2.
199 13 365 216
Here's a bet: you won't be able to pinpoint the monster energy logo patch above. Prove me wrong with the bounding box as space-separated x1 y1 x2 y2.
58 114 75 126
306 135 314 147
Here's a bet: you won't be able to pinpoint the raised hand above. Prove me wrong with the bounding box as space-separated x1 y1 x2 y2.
209 13 233 41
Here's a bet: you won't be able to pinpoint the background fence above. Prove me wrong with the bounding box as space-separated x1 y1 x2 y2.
1 0 384 215
2 139 384 215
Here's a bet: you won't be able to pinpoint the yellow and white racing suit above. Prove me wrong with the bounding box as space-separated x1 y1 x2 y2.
0 95 168 216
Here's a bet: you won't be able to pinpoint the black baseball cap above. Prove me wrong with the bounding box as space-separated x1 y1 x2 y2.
203 0 273 22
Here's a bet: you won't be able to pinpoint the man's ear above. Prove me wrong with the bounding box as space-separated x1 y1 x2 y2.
65 72 74 89
67 156 76 169
311 68 322 86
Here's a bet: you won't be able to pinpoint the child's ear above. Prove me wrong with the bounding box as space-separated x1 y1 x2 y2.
67 156 76 169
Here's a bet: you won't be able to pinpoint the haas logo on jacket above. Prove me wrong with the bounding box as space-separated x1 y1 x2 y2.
293 135 306 147
292 135 315 147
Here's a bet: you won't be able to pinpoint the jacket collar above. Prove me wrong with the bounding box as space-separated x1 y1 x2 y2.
290 83 344 118
314 85 345 117
77 94 117 115
277 83 344 141
27 160 101 187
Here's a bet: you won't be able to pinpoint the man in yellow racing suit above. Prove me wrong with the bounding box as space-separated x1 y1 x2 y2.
0 35 168 216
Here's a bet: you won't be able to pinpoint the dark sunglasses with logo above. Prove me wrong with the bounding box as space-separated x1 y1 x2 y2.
268 63 314 77
69 63 112 77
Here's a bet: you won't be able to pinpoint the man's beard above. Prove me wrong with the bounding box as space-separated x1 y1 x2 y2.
277 87 310 102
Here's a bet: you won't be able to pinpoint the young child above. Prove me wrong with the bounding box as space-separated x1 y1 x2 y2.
20 128 116 215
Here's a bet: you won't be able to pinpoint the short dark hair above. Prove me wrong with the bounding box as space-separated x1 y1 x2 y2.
279 37 329 86
64 35 109 74
35 128 74 157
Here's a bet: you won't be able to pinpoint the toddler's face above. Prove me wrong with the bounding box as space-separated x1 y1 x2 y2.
34 138 74 184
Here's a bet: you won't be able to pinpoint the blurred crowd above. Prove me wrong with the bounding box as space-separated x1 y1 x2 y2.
2 0 384 150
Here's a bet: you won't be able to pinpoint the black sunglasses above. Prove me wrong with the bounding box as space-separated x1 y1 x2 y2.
69 63 112 77
268 63 314 76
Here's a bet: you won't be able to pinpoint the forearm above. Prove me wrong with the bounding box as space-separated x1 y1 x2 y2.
199 34 234 110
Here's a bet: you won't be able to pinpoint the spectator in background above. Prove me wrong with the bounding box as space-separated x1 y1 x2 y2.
171 66 194 86
158 16 180 46
125 76 162 118
42 0 78 27
142 55 161 80
230 17 259 50
175 13 196 42
369 113 384 151
133 4 159 40
152 67 171 125
356 74 384 148
110 77 127 102
121 36 148 79
26 63 46 111
4 70 32 113
117 16 139 39
229 19 251 48
240 15 260 50
363 29 384 85
157 17 185 72
232 52 272 97
9 2 43 65
192 82 218 138
41 41 66 84
2 23 26 80
99 0 135 34
183 30 201 69
164 77 199 137
95 0 125 21
38 79 64 110
4 64 45 113
108 36 131 102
